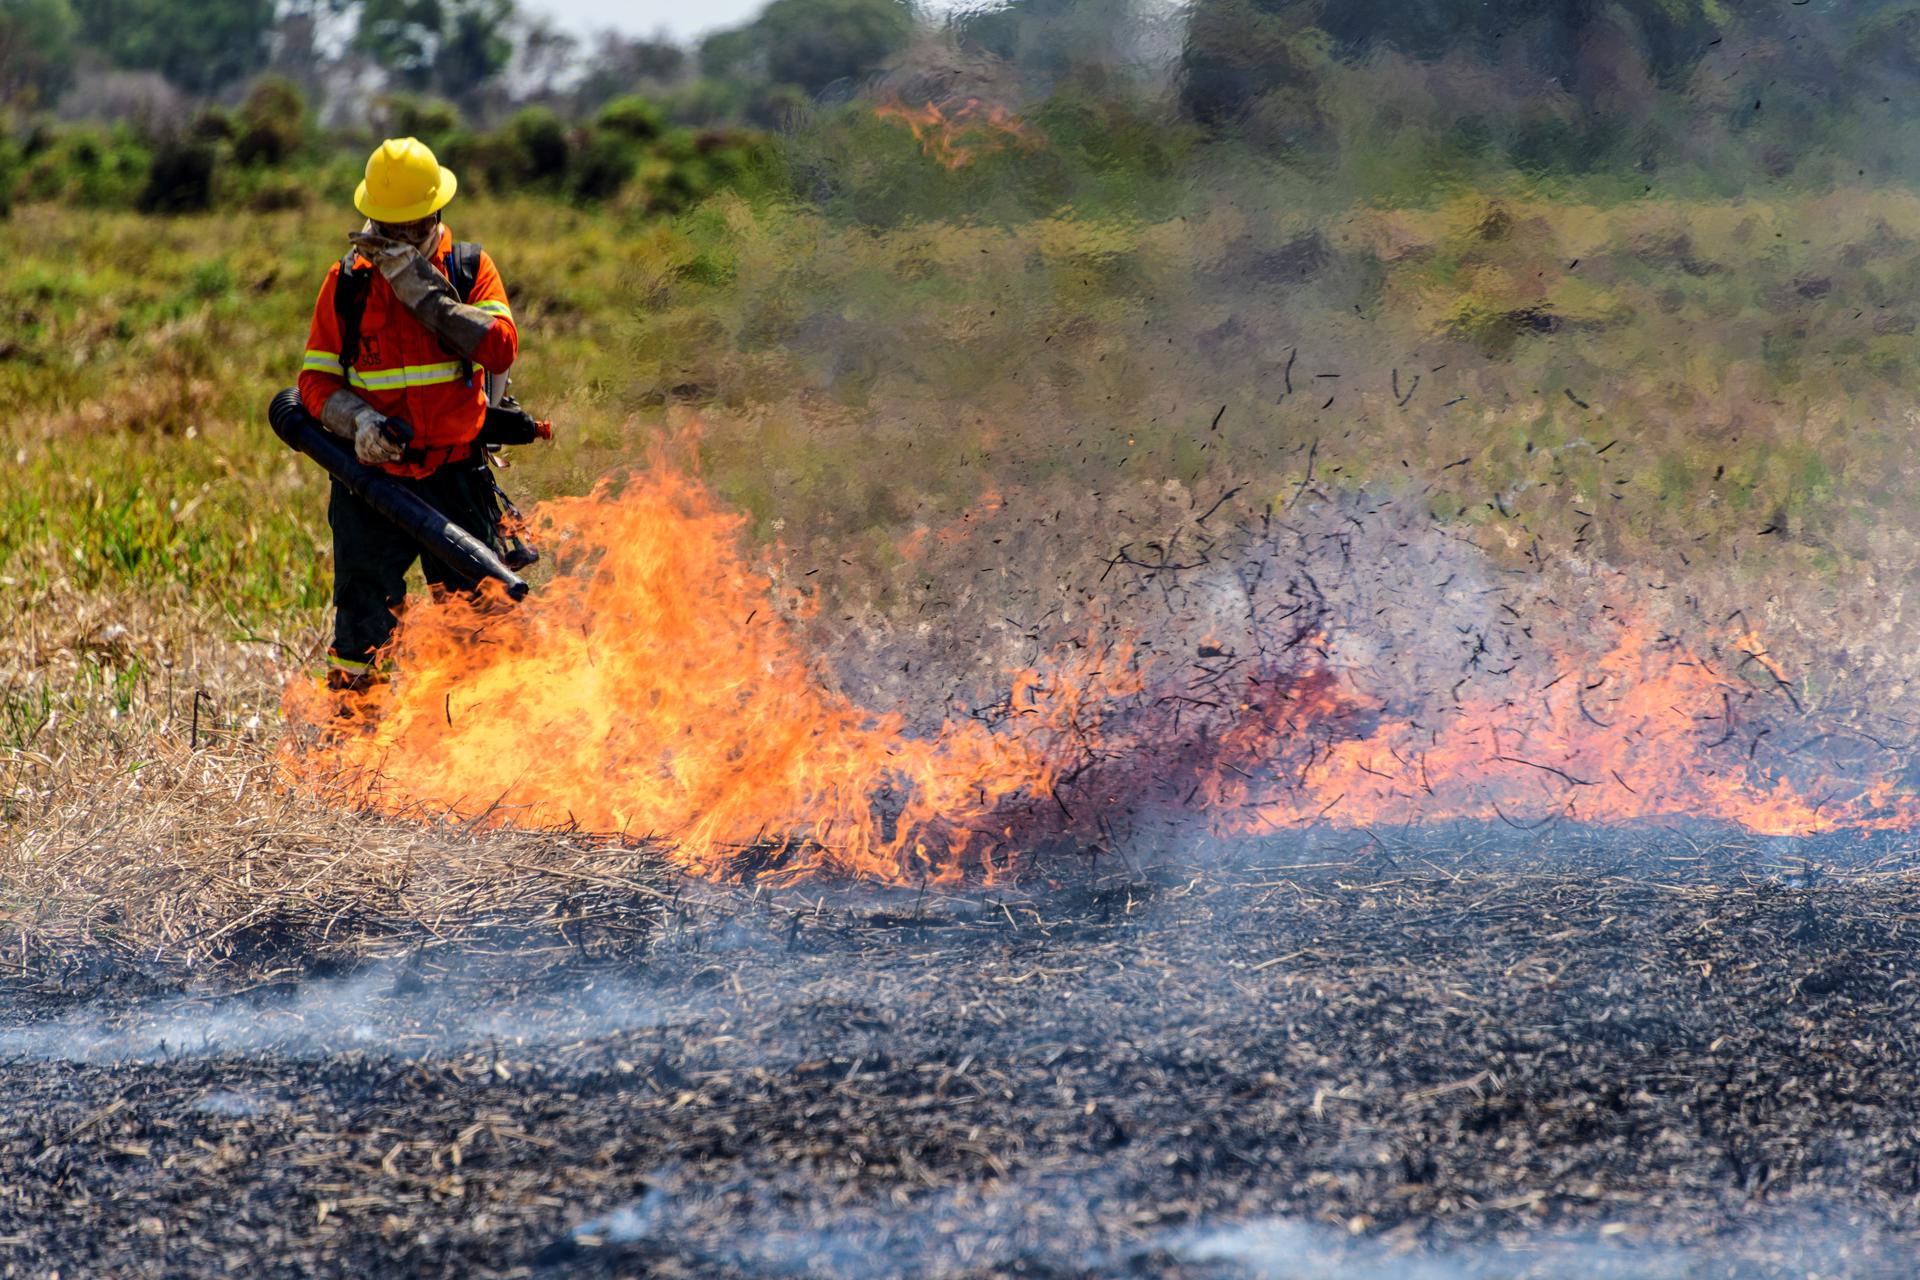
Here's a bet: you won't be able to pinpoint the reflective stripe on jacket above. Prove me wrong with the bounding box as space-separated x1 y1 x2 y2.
296 224 519 479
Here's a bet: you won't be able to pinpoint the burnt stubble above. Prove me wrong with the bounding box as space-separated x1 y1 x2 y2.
3 830 1917 1278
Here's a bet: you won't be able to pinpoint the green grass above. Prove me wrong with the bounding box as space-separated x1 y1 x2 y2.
0 198 661 637
4 181 1918 711
616 186 1920 602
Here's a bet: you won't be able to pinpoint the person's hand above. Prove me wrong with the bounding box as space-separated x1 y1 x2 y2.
349 230 458 312
353 415 409 465
347 229 415 267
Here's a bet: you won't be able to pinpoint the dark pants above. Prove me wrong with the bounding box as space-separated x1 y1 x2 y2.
328 459 502 669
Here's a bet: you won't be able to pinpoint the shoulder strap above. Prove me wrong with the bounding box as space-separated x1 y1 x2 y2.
336 242 482 375
448 241 482 304
333 249 373 372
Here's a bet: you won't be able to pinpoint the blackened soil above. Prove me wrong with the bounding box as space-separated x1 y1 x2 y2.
4 834 1920 1278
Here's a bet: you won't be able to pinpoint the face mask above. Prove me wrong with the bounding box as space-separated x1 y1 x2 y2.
369 215 440 250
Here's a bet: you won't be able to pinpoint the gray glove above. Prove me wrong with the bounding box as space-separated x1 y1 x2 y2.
319 388 408 465
348 230 496 360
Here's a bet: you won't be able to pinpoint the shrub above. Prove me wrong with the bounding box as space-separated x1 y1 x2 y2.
0 136 21 217
190 107 237 144
240 170 309 212
137 137 217 214
642 128 773 214
667 77 752 127
570 131 639 201
235 76 308 168
20 126 151 208
506 106 571 187
434 127 487 191
372 94 462 148
595 95 664 142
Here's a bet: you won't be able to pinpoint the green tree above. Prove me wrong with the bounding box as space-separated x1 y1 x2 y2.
702 0 913 97
437 0 513 92
1307 0 1729 91
355 0 437 86
760 0 913 92
0 0 79 106
698 25 764 81
954 0 1147 83
1178 0 1744 161
70 0 277 95
354 0 515 104
574 31 685 113
1179 0 1330 142
1181 0 1733 121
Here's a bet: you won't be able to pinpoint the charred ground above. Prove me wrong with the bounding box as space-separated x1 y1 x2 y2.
4 831 1918 1278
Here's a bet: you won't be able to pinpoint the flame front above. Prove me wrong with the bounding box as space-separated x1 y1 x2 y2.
286 467 1082 883
1138 628 1912 838
285 465 1918 884
873 97 1040 170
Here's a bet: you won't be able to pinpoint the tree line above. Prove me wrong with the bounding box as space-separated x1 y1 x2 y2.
0 0 1915 217
0 0 920 124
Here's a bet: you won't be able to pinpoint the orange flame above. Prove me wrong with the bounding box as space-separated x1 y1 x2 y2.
872 96 1040 170
285 466 1918 884
287 466 1118 884
1160 628 1912 838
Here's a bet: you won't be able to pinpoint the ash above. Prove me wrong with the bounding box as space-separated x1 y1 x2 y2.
4 828 1920 1277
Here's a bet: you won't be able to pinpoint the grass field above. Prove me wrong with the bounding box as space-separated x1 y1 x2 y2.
5 177 1920 968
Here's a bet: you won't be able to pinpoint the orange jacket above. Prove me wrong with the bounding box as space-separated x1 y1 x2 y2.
297 224 518 479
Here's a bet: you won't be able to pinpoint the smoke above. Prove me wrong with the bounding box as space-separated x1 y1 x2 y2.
543 1180 1895 1277
1159 1210 1900 1280
0 964 673 1064
955 478 1908 837
675 0 1920 736
832 486 1534 727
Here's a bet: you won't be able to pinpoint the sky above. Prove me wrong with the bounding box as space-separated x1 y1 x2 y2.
526 0 781 41
526 0 991 42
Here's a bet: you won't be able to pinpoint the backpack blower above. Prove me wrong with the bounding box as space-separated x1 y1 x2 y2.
267 387 532 601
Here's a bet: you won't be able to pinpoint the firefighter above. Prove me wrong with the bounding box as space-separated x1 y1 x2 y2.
297 136 520 689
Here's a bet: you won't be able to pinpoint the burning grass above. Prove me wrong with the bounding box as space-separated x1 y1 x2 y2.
873 96 1043 170
8 453 1916 977
279 458 1920 888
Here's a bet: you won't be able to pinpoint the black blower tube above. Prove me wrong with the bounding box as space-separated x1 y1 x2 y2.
268 388 530 601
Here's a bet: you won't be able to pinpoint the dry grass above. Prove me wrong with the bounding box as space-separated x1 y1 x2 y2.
0 580 670 978
5 744 670 978
4 747 672 979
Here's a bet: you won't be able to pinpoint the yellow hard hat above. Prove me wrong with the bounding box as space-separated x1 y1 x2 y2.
354 137 457 223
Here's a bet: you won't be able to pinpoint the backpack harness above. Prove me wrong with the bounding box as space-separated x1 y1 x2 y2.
333 240 484 471
331 240 543 571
